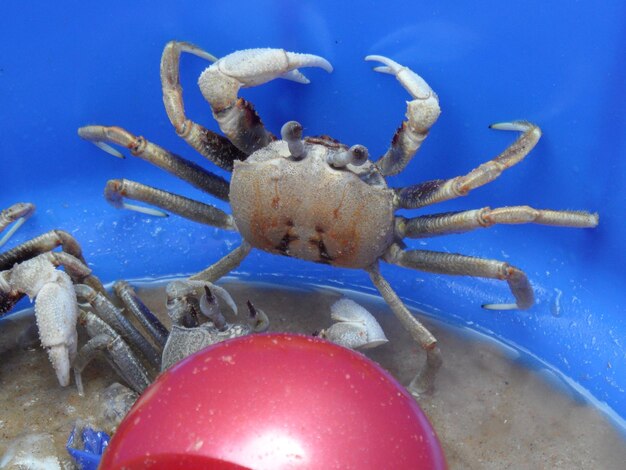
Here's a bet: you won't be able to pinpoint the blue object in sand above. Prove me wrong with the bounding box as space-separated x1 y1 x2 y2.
66 426 110 470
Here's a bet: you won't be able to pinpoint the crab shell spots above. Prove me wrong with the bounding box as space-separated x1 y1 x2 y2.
230 141 395 269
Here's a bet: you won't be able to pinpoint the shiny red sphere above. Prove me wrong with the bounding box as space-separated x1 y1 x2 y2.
101 333 446 469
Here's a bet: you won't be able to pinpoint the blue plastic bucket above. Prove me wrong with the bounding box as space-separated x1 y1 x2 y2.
2 1 624 430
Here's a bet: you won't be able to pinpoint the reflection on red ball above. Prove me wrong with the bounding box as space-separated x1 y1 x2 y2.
101 333 446 469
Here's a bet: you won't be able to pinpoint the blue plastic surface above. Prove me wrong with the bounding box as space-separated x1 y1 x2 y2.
2 2 624 428
66 426 110 470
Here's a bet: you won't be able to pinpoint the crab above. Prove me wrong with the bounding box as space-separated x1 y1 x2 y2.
0 203 105 386
1 204 382 396
74 286 388 433
74 276 385 394
78 42 599 394
73 277 273 395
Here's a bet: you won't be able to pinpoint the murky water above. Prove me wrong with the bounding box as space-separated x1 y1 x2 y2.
1 279 625 469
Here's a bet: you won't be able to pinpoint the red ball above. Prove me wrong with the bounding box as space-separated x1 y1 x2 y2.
101 333 446 469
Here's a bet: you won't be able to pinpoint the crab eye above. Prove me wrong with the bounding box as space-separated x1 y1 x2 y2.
199 285 227 330
349 144 369 166
327 144 369 168
281 120 305 160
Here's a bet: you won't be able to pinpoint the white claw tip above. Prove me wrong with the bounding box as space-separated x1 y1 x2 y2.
47 345 71 387
482 303 519 311
365 54 434 101
287 52 333 74
489 121 535 133
372 66 392 74
122 203 168 217
0 217 26 248
93 141 125 159
280 69 311 84
175 42 218 63
365 55 402 73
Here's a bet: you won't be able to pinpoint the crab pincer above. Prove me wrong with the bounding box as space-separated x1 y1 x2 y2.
2 255 79 386
320 298 388 350
198 48 333 110
160 280 267 371
365 55 441 176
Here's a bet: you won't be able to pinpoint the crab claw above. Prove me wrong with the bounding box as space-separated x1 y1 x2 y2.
33 271 78 386
8 255 79 386
321 298 388 350
365 55 436 101
365 54 441 153
199 48 333 110
46 343 76 387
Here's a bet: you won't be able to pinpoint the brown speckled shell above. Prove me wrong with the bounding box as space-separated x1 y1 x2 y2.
229 142 395 269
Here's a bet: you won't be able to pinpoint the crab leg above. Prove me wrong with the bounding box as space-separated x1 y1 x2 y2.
0 230 106 295
396 206 599 238
75 310 151 395
1 252 91 315
205 98 275 156
104 179 236 230
384 243 533 310
365 55 441 177
366 262 442 396
48 252 107 297
395 121 541 209
0 279 24 315
0 229 86 270
75 284 161 369
78 125 230 202
160 41 247 170
2 248 103 296
0 202 35 247
190 240 252 282
114 281 169 349
197 47 332 154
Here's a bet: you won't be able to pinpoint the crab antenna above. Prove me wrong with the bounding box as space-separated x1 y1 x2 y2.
328 144 369 168
281 121 305 160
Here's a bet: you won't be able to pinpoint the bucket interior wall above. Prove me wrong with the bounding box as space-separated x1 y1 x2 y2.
1 1 624 426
